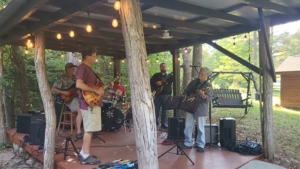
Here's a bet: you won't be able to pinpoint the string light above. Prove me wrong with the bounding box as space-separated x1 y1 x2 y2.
86 24 92 32
114 0 120 10
26 39 31 46
178 57 180 61
57 33 62 39
184 48 188 53
122 60 125 63
109 60 112 65
79 58 82 62
61 53 64 58
28 42 33 48
24 47 28 54
112 19 118 28
69 30 75 37
96 58 98 62
147 59 149 63
156 58 158 63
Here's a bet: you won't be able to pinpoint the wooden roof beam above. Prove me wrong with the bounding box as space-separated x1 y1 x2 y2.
241 0 297 15
0 0 49 36
0 0 106 46
139 0 255 25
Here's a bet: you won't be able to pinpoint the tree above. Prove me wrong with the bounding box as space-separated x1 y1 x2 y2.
34 32 56 169
192 44 202 79
0 46 8 143
119 0 159 168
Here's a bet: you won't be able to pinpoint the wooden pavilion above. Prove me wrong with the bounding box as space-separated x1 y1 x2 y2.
1 0 300 168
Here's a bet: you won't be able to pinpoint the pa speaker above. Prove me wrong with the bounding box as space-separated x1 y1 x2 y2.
220 117 236 148
204 124 218 144
16 113 45 134
29 121 46 145
167 117 185 139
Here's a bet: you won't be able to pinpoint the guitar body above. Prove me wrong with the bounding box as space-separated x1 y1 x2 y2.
152 72 173 97
82 81 104 107
59 84 78 103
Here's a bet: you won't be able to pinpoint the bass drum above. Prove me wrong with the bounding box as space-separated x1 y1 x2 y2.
102 107 124 131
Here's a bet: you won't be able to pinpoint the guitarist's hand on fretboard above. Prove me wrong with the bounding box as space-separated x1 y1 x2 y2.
156 81 162 86
95 88 105 96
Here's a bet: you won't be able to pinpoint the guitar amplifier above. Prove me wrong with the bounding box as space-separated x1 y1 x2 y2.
16 113 45 134
29 120 46 145
167 117 185 139
220 117 236 148
194 124 219 144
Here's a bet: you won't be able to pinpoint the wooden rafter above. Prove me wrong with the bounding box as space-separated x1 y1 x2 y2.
139 0 255 25
242 0 297 15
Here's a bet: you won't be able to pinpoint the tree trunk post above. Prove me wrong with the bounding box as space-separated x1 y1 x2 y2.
259 18 275 160
192 44 202 79
119 0 158 168
3 87 14 128
34 31 56 169
0 46 8 143
113 58 120 78
181 48 192 90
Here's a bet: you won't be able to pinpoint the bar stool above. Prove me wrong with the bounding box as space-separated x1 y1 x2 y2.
56 104 76 134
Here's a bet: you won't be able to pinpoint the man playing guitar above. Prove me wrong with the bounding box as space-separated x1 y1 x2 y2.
150 63 174 129
51 62 83 139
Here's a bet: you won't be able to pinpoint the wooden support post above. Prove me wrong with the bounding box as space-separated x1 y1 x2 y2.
34 31 56 168
119 0 159 168
172 49 180 96
113 58 120 77
259 18 275 160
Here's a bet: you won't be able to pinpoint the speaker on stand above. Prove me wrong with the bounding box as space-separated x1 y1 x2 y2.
219 117 236 148
167 117 185 139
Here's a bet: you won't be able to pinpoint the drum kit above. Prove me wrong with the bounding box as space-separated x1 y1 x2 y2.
101 89 132 133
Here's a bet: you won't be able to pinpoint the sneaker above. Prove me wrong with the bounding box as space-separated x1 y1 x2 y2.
76 133 83 139
78 154 98 161
79 155 101 165
161 124 168 129
197 147 205 152
179 143 192 149
194 144 199 148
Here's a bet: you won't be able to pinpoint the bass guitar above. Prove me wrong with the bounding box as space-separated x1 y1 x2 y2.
59 84 78 103
82 74 121 107
151 72 173 97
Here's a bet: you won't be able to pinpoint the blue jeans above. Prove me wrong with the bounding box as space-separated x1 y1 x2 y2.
154 94 169 125
184 113 207 148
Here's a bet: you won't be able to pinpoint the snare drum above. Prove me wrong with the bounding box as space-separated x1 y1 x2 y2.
102 107 124 131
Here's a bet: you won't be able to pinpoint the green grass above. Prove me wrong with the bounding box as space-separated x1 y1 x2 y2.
211 101 300 164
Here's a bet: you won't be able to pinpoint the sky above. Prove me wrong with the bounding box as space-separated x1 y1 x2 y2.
273 20 300 35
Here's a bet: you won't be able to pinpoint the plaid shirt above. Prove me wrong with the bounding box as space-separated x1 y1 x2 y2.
53 73 76 90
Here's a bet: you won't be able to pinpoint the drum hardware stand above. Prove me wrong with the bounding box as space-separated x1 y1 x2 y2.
158 109 194 165
64 137 80 160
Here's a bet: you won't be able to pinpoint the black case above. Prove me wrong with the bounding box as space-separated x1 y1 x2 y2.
167 117 185 139
220 117 236 148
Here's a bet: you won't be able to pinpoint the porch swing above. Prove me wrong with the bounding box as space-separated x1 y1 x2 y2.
210 71 258 114
209 34 258 114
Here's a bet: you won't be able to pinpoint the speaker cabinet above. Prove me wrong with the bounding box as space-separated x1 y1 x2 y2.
16 113 45 134
167 117 185 139
204 124 218 144
29 121 46 145
220 117 236 148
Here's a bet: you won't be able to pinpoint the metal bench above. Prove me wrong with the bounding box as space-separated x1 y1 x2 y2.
212 89 252 114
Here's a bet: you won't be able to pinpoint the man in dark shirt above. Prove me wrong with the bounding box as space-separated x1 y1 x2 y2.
150 63 174 129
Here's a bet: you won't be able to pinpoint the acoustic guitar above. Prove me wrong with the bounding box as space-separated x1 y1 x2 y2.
151 72 173 97
82 74 121 107
59 84 78 103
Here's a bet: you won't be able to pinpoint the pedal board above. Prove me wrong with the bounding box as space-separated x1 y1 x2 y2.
238 140 259 148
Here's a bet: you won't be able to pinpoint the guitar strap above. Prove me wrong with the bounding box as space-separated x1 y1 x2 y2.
190 80 207 96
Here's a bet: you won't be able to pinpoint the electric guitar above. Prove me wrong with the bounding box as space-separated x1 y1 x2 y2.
82 74 121 107
182 87 211 102
59 84 78 103
151 72 173 97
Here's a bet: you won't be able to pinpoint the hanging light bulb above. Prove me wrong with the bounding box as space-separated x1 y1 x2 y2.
147 59 149 63
114 0 120 10
184 48 188 53
156 58 158 63
96 58 98 62
25 47 28 54
86 24 92 33
57 33 62 39
109 60 112 65
79 58 82 62
61 53 64 58
69 30 75 37
112 19 118 28
122 60 125 63
29 42 33 48
27 39 31 46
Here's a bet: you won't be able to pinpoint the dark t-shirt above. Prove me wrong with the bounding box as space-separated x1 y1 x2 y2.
76 63 101 110
150 72 173 95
